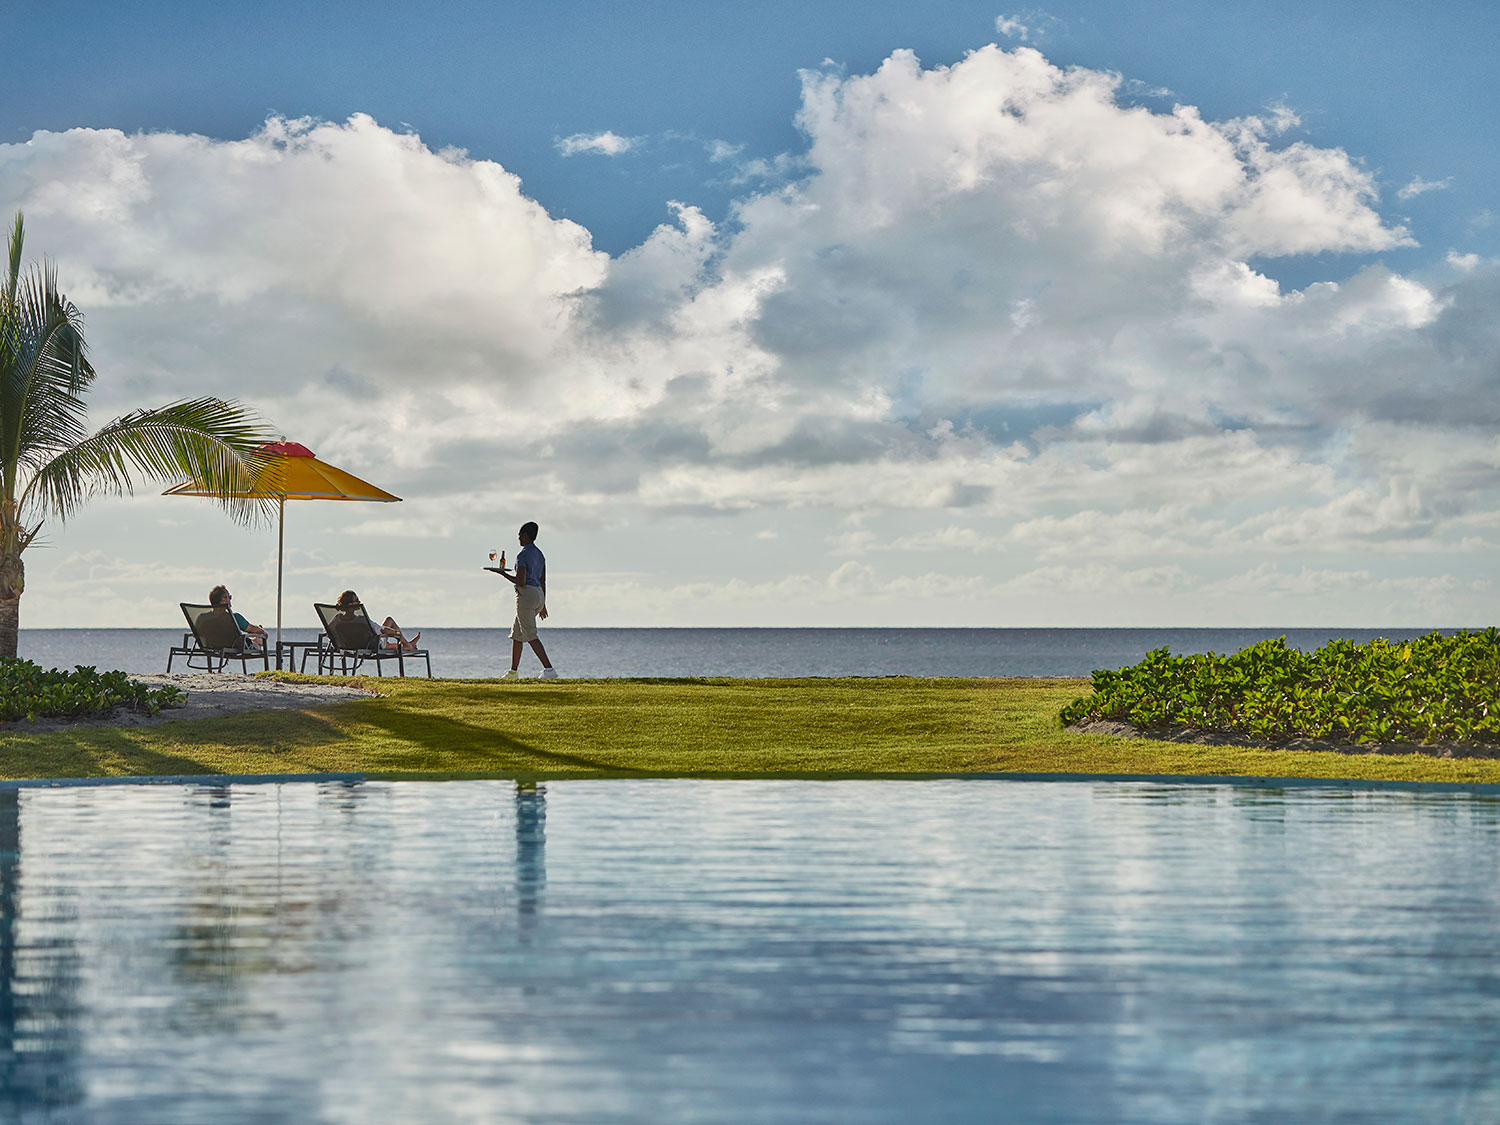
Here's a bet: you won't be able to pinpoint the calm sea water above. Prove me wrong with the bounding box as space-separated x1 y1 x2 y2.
0 777 1496 1122
16 626 1467 679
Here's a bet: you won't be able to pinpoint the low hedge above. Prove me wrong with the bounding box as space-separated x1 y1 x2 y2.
0 660 184 723
1060 630 1500 745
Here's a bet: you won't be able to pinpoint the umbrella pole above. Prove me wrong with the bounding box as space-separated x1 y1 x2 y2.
276 497 285 670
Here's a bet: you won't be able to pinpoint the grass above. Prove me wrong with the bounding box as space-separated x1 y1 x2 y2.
2 676 1500 785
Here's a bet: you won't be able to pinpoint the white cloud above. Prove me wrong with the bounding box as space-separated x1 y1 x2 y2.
994 10 1061 42
554 131 641 156
717 45 1413 430
995 15 1033 40
1263 101 1301 135
1204 564 1488 620
1397 175 1452 201
1121 79 1173 99
705 139 743 163
1007 561 1190 595
8 116 605 409
891 525 1004 552
0 42 1494 627
1011 506 1224 558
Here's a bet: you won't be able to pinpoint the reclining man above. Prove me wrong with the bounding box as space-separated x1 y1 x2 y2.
208 584 267 651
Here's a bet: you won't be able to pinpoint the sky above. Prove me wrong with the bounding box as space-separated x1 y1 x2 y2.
2 0 1498 629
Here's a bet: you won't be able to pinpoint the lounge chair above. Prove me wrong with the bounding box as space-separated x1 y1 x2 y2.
168 603 271 673
312 602 432 677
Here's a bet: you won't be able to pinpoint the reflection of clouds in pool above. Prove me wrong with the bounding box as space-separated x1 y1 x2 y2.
4 779 1500 1120
0 790 87 1115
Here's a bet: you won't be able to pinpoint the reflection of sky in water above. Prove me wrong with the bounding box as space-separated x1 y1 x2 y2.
0 779 1498 1121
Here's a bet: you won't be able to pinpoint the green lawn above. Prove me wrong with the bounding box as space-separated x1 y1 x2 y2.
2 676 1499 785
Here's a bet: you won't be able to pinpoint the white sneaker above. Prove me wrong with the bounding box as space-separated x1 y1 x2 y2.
540 667 559 679
500 669 520 681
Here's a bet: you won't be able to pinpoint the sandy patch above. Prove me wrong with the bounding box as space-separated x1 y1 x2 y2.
3 673 377 733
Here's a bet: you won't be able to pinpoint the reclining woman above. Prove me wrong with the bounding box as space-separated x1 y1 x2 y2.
331 590 421 652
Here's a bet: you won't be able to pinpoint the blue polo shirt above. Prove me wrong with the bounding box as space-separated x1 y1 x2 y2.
515 543 545 588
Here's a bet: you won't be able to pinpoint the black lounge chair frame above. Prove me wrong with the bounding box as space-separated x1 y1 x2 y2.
312 602 432 677
168 603 271 673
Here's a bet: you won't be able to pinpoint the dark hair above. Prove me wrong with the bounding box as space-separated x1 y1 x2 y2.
209 585 230 606
519 521 539 540
336 590 361 609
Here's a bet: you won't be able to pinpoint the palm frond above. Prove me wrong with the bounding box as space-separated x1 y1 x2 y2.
13 270 92 444
5 212 21 307
1 260 94 499
21 397 279 528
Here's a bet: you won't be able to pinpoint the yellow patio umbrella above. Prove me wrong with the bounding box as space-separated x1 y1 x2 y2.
164 441 401 667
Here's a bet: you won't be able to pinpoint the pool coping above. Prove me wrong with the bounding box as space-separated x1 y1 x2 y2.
0 772 367 789
1 770 1498 794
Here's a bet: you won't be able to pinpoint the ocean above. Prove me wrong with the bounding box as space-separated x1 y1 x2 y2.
16 626 1468 679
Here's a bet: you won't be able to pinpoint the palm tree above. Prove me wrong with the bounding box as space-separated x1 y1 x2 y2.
0 211 277 658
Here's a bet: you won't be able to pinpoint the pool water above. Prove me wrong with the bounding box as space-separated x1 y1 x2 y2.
1 779 1497 1122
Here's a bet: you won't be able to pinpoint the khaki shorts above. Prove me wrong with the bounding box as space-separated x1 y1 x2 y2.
510 585 544 642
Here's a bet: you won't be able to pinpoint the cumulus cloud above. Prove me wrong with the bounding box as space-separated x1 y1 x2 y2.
6 115 605 406
1 42 1495 626
709 45 1414 439
555 131 641 156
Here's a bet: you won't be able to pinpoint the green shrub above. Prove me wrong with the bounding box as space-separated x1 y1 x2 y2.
1060 630 1500 745
0 660 185 723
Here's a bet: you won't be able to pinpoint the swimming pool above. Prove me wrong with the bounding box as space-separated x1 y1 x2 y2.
1 778 1496 1122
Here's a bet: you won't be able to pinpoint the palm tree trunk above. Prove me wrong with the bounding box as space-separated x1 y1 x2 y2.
0 553 22 660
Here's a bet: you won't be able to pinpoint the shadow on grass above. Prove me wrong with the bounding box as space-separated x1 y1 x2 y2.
348 698 639 774
0 710 357 780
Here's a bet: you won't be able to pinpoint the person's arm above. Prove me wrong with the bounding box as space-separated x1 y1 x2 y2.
538 571 548 619
486 564 522 585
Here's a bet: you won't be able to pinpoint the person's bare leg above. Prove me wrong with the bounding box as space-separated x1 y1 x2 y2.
383 617 419 651
528 638 552 669
511 639 524 671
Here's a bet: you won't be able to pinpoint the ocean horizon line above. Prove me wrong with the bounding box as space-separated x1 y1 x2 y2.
13 625 1481 679
15 624 1476 633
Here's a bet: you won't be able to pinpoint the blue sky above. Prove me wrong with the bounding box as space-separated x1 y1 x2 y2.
8 0 1495 260
2 1 1498 628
